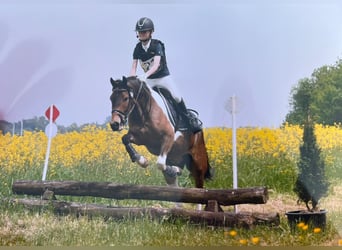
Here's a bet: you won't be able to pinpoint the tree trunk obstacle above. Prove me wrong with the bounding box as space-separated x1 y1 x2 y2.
10 198 279 228
12 180 268 205
11 180 279 228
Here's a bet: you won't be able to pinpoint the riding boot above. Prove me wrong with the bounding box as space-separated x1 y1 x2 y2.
176 99 203 133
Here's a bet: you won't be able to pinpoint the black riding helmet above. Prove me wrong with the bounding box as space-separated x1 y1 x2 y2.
135 17 154 32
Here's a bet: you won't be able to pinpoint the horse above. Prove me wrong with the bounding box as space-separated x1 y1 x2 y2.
109 76 213 189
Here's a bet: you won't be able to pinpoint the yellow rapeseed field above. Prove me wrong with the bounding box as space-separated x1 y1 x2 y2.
1 124 341 175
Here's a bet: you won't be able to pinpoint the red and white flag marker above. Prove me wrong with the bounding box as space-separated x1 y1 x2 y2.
42 104 60 181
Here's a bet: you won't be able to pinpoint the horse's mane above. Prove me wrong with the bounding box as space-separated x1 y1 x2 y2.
126 76 149 91
125 76 153 118
125 76 151 99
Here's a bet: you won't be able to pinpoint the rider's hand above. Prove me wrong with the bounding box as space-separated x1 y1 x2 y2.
138 74 147 82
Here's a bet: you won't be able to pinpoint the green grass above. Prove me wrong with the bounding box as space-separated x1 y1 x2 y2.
0 154 341 246
0 202 339 246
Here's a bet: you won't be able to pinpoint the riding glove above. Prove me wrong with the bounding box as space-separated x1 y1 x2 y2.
138 74 147 82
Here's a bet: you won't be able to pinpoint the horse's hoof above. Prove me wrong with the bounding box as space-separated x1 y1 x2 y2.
163 166 182 177
137 156 148 168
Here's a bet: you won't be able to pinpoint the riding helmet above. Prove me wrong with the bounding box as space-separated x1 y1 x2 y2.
135 17 154 32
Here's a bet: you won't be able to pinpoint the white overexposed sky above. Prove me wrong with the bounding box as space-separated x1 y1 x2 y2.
1 0 342 128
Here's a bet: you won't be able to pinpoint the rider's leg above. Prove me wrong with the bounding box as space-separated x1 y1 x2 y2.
147 76 202 133
176 99 202 133
147 76 182 102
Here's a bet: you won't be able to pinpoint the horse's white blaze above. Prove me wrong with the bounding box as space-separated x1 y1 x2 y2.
157 154 167 171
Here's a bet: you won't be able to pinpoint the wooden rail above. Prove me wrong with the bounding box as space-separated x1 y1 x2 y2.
10 198 280 228
12 180 268 206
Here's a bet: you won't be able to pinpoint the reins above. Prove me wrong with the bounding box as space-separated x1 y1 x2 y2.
126 80 144 118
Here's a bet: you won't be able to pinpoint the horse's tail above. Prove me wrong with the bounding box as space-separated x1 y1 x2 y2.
205 160 215 180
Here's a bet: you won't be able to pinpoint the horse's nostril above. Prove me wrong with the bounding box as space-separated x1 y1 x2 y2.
110 122 119 131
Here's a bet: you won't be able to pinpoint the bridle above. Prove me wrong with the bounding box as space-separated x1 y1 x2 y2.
111 80 144 126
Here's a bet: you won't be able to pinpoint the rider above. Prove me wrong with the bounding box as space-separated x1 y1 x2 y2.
129 17 202 133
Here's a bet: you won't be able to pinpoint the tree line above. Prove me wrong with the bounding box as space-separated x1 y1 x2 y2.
0 116 110 135
285 58 342 125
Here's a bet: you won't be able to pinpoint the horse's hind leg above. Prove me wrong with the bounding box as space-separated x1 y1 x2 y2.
189 159 205 189
162 166 183 208
189 131 208 189
162 169 178 186
188 157 206 210
161 165 182 185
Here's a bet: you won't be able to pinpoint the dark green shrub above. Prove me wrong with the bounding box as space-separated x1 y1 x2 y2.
294 120 329 211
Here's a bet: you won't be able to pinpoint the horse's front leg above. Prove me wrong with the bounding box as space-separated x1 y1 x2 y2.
122 134 148 168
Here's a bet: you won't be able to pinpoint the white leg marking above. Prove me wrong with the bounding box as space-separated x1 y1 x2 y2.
157 154 167 171
137 155 148 168
174 131 183 141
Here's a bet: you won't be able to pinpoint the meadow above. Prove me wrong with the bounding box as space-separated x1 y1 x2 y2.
0 124 341 246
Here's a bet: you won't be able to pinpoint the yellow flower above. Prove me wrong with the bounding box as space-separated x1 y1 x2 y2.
297 222 305 228
144 169 151 177
338 239 342 246
229 230 237 237
313 227 321 233
239 239 248 245
224 229 237 237
251 237 260 245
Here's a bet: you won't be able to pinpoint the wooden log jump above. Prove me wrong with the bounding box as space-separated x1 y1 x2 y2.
12 180 268 206
10 198 280 229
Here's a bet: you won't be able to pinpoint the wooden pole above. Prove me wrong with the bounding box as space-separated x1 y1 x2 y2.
10 198 279 228
12 180 268 206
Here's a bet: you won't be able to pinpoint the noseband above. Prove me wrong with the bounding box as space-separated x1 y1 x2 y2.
111 108 128 125
111 81 144 125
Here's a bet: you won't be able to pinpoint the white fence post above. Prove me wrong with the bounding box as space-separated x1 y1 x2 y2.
225 95 238 213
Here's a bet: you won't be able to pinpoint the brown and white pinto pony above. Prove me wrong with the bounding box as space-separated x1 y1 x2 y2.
109 76 213 188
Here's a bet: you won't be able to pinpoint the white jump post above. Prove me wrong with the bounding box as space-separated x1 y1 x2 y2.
42 104 59 181
42 105 54 181
20 120 23 136
225 95 238 213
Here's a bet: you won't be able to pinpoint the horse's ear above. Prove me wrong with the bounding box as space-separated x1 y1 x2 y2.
110 77 117 88
122 76 127 86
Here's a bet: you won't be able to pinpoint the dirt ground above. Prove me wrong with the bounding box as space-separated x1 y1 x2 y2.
236 185 340 214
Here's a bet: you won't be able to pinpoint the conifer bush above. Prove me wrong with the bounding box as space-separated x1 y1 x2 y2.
294 119 329 211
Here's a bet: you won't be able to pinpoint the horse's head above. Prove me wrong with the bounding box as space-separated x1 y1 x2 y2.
109 76 150 131
109 76 133 131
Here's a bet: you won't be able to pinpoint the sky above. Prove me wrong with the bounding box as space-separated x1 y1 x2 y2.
1 0 342 128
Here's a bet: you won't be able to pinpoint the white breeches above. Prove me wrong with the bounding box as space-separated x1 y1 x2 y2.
146 75 182 103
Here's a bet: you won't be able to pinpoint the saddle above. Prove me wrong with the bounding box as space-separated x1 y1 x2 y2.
152 86 202 132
